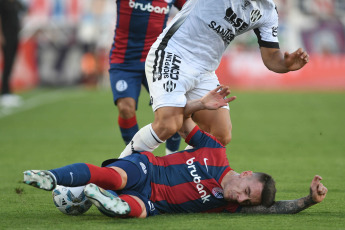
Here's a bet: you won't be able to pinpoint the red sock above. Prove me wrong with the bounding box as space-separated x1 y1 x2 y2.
120 195 143 218
118 115 137 129
85 164 122 190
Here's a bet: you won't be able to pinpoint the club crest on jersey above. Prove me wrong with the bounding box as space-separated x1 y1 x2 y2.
212 187 224 199
163 80 176 92
224 7 249 33
250 9 262 23
116 80 128 92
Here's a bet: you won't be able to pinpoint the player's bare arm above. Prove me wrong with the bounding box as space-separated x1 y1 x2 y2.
260 47 309 73
239 175 327 214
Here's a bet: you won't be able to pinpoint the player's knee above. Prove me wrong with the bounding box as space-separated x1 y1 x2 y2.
117 100 136 119
153 118 183 140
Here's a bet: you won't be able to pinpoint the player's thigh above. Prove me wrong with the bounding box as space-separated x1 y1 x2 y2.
193 108 232 145
145 49 200 111
109 66 146 108
186 71 232 145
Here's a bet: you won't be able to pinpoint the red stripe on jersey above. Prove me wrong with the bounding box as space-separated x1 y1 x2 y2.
175 0 187 10
141 149 230 167
151 179 217 204
185 126 199 144
140 0 167 62
218 167 231 185
110 1 133 63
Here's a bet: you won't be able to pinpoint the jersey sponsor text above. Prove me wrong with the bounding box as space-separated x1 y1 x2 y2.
129 0 170 14
186 157 211 203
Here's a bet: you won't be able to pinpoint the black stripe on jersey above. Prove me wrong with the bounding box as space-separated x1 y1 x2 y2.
254 28 280 49
158 50 165 76
157 14 188 51
152 50 165 82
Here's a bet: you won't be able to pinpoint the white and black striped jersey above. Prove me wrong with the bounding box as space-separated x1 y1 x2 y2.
151 0 280 72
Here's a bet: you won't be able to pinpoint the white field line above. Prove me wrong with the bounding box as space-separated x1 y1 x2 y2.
0 90 86 119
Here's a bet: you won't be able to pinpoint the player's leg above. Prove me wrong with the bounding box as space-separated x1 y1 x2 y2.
0 1 22 107
119 106 184 158
109 67 144 145
192 108 232 145
87 157 149 218
186 72 232 146
119 48 192 158
165 132 181 155
84 184 146 218
141 74 181 154
23 163 130 191
117 97 138 144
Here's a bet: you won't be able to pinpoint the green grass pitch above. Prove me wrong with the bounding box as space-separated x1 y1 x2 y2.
0 87 344 229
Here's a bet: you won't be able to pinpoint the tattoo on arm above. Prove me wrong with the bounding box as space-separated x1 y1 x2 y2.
239 195 316 214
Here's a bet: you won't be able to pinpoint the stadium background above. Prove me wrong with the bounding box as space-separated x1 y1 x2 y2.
1 0 345 92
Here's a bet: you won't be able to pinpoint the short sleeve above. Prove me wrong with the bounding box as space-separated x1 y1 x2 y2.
253 5 279 48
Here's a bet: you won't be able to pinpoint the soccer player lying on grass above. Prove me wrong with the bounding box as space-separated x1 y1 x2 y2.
23 86 327 218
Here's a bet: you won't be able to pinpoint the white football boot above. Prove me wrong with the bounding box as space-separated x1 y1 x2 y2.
23 170 57 191
84 183 130 217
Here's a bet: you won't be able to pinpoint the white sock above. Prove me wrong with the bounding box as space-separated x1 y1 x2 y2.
184 145 194 150
119 124 164 158
165 148 174 155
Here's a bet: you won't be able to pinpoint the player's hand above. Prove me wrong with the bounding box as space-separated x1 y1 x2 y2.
284 48 309 71
200 85 236 110
310 175 328 203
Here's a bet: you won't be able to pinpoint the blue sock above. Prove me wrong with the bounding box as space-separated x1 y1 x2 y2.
118 116 139 145
120 125 139 145
166 132 181 152
49 163 91 187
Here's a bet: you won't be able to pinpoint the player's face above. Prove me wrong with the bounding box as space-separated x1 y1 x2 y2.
223 171 263 206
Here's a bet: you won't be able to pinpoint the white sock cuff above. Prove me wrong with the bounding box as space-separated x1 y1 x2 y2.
148 124 164 144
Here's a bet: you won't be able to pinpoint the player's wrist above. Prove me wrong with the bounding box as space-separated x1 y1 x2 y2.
307 193 318 205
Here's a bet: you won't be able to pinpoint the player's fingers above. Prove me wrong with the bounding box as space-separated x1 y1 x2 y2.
225 96 236 103
219 86 230 97
213 85 222 93
296 47 303 55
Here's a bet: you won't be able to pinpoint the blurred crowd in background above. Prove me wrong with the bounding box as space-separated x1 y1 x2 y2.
1 0 345 96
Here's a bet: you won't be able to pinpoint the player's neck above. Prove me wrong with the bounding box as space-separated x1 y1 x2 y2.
221 170 239 188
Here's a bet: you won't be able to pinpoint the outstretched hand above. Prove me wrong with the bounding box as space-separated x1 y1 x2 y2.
310 175 328 203
284 48 309 71
200 85 236 110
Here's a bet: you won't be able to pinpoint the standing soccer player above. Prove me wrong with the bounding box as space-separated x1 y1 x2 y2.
119 0 310 158
109 0 186 155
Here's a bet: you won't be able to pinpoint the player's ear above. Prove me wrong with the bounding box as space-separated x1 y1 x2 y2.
239 171 253 178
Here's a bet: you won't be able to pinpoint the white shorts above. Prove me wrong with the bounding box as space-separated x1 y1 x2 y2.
145 48 229 111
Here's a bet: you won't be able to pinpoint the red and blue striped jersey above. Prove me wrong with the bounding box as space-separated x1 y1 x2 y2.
141 126 240 214
109 0 186 68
